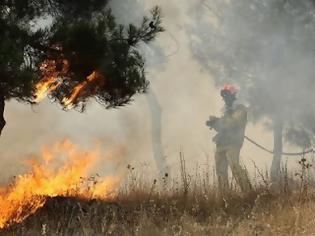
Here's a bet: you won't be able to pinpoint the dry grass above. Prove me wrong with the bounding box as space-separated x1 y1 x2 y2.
2 156 315 236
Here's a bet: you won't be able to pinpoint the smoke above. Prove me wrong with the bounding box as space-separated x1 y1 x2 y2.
188 0 315 148
1 0 304 183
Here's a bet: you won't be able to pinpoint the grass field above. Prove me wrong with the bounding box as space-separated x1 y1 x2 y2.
2 156 315 236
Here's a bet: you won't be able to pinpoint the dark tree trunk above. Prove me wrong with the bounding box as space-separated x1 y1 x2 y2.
270 117 283 182
146 89 170 177
0 96 5 135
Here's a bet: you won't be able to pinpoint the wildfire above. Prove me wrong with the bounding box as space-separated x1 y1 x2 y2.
34 58 105 109
34 77 61 103
0 140 119 229
34 59 69 103
62 71 104 109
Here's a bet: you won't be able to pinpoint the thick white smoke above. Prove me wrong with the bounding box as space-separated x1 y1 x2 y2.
188 0 315 143
187 0 315 175
1 0 301 183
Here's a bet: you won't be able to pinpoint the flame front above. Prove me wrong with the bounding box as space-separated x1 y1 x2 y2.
62 71 104 109
34 77 60 102
0 140 118 229
34 58 105 109
34 59 69 103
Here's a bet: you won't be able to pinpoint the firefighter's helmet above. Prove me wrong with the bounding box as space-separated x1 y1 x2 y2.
221 84 237 97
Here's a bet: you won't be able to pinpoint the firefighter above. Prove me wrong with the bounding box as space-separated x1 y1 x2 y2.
206 84 251 192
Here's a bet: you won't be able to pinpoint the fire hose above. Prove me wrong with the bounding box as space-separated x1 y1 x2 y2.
206 120 314 156
244 135 315 156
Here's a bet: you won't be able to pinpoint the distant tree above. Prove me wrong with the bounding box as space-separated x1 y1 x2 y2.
188 0 315 180
111 0 170 177
0 0 163 134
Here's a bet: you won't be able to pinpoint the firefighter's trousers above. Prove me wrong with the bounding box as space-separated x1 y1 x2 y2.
215 145 251 192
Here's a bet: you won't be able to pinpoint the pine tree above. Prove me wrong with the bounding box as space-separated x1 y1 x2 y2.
0 0 163 134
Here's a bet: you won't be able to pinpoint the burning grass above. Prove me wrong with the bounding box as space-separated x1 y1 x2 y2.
0 140 119 229
1 152 315 235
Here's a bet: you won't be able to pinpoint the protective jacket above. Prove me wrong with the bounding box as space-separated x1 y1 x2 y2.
212 104 247 147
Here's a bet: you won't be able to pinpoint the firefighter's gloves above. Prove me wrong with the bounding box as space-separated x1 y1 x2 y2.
206 116 219 129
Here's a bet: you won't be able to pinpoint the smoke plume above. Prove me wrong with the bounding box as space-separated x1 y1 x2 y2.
188 0 315 148
2 0 307 183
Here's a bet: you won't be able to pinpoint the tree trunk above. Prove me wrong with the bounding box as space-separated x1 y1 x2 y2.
270 117 283 182
0 98 5 135
146 89 170 178
0 96 5 135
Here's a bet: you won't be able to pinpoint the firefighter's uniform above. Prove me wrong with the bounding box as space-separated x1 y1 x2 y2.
211 104 250 192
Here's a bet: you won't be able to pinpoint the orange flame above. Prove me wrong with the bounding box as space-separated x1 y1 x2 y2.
62 71 104 109
0 140 119 229
34 59 69 103
34 57 105 109
34 77 61 102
